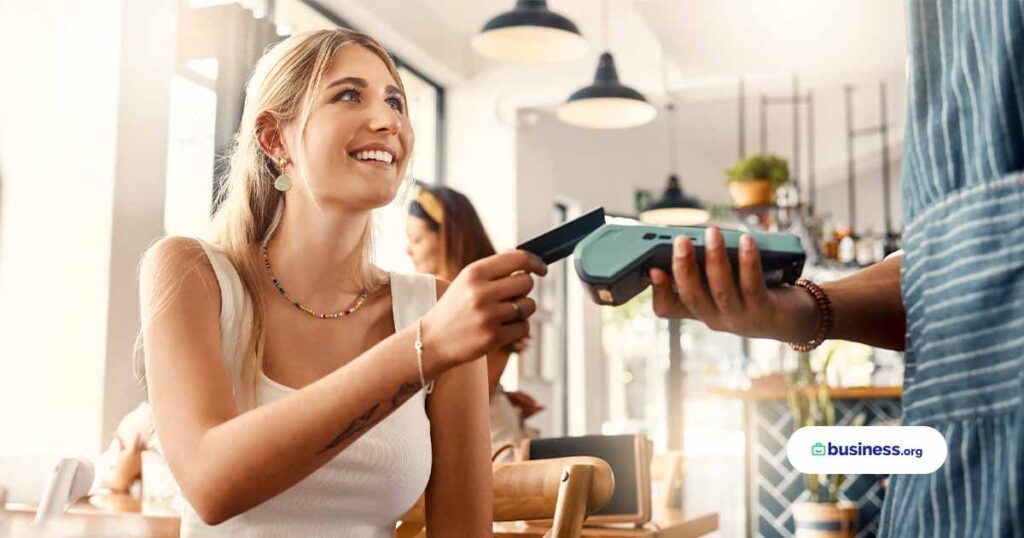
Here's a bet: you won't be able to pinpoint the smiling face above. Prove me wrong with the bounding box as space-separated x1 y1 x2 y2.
405 215 441 275
283 45 414 210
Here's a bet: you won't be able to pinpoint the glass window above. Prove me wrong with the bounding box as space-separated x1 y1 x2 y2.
163 66 217 237
274 0 335 34
529 204 568 383
600 292 747 533
397 66 439 185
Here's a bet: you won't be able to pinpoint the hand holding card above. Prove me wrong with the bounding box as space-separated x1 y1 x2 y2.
516 207 606 265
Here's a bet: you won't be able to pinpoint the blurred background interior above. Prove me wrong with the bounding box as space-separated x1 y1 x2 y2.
0 1 910 536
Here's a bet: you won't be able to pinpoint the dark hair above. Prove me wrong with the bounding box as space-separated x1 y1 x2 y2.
409 199 440 231
409 185 496 280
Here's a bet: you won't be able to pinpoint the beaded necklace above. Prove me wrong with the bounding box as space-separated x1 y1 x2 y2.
261 238 369 320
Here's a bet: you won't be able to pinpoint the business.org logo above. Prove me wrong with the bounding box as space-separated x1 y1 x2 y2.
810 441 924 459
788 427 947 474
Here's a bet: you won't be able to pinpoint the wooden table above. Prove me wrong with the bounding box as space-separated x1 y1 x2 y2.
2 494 180 537
494 509 719 537
3 496 715 537
707 384 902 401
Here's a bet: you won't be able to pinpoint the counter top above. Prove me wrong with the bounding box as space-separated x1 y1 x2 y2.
708 385 902 401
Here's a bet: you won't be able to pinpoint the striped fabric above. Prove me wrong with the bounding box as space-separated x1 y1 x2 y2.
879 1 1024 536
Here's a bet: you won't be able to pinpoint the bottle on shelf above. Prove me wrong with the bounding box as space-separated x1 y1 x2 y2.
837 226 857 266
856 230 878 266
882 231 902 257
820 218 839 261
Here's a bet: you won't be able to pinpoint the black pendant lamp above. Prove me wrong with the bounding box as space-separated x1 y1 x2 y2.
640 103 709 225
557 0 656 129
640 175 709 225
472 0 588 63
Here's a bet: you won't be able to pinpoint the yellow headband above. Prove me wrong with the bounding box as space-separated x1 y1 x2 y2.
416 188 445 225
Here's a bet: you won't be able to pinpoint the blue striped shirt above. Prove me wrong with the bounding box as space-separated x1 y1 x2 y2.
879 1 1024 536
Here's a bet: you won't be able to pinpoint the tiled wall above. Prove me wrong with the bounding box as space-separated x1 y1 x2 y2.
751 398 903 538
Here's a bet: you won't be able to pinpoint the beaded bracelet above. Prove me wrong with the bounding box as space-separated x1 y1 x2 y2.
415 319 434 394
788 278 834 352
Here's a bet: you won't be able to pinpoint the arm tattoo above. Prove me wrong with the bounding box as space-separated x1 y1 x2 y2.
317 381 424 454
391 382 422 408
318 403 379 453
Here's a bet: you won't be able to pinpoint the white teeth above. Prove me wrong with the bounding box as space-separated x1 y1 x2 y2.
352 150 394 164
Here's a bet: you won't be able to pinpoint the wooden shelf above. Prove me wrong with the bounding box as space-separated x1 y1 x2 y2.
708 385 902 401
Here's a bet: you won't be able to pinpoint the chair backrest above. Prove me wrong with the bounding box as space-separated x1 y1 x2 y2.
650 450 685 509
398 456 614 538
0 454 94 523
520 434 652 524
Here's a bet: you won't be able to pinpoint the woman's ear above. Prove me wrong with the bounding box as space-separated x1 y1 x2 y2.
255 112 286 161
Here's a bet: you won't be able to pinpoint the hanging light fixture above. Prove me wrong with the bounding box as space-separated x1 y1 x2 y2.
472 0 587 63
639 102 709 226
556 0 656 129
641 174 709 225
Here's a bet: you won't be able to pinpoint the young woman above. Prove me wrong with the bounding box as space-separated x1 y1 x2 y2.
140 29 545 536
406 186 545 460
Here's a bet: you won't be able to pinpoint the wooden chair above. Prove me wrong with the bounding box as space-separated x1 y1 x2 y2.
649 451 685 510
397 456 615 538
0 454 94 524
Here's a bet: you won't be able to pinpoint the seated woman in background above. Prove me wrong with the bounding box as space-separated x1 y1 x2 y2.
139 28 545 536
407 185 545 460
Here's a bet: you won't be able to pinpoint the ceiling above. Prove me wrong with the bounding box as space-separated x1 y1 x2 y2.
632 0 907 81
336 0 908 91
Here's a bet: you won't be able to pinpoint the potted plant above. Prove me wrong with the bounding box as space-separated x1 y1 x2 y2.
724 153 789 208
786 350 864 538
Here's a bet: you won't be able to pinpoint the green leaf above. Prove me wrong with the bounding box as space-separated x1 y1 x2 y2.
724 153 790 187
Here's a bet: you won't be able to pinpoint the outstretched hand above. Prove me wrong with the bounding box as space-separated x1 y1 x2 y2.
649 227 818 343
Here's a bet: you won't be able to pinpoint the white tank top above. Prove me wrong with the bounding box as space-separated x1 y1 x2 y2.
181 239 434 537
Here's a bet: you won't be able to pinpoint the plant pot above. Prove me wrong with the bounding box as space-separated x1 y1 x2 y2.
728 179 774 208
792 501 859 538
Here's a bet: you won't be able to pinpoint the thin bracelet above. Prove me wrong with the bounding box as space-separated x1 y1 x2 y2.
788 278 834 352
415 319 434 394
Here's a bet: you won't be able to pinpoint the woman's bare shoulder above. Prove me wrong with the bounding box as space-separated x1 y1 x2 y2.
141 236 211 272
139 236 221 311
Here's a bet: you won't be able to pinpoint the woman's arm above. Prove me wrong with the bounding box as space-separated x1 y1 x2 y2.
424 282 494 535
100 436 143 492
485 349 511 397
141 238 541 525
649 228 906 351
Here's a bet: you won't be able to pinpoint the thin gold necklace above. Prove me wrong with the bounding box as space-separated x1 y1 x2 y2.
261 238 369 320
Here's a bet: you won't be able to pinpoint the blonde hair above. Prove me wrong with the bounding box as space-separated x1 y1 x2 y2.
143 28 413 409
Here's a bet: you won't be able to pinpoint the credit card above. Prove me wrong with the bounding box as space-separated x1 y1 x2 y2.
517 207 606 264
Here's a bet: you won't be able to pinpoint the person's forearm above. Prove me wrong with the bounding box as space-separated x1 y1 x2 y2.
425 357 493 535
486 349 511 397
820 255 906 350
180 325 442 524
103 459 139 492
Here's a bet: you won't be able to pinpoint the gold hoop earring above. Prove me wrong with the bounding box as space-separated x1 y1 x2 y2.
274 157 292 192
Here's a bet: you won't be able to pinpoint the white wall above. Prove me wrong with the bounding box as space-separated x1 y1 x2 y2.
0 0 176 455
102 0 178 445
0 0 123 454
516 70 907 235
